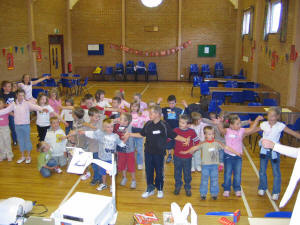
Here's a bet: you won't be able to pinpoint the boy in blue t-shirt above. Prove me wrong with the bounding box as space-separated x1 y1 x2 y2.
158 95 188 163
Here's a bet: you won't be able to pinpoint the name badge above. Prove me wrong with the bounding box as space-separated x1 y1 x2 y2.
153 130 161 134
208 148 215 152
229 134 237 138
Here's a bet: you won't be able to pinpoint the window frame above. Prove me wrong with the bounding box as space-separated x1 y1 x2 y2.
242 9 251 35
267 0 282 34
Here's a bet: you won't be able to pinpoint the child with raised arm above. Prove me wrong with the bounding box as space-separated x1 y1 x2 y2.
254 107 300 200
45 117 68 168
48 88 62 114
182 126 241 200
129 105 190 199
0 98 13 161
60 98 74 135
37 142 62 177
18 74 49 101
133 93 147 112
173 114 198 197
95 89 111 108
0 88 46 164
158 95 188 163
216 114 264 197
77 118 127 191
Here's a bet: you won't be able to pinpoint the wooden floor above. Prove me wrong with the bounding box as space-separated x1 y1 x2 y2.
0 81 298 221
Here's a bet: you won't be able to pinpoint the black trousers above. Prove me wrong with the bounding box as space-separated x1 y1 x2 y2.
37 125 50 141
145 152 165 191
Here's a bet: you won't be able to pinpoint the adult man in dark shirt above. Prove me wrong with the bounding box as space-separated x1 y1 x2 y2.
0 81 17 145
130 105 189 199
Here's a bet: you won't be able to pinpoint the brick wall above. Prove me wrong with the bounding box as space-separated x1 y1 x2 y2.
0 0 29 81
72 0 237 80
239 0 297 105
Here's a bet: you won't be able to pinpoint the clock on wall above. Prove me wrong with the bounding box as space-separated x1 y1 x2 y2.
141 0 163 8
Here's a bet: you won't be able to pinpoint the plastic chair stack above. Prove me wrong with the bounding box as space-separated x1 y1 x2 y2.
125 61 135 81
262 98 278 106
201 64 210 77
104 67 114 81
147 62 158 81
189 64 199 81
191 76 203 97
214 62 224 77
136 61 147 81
114 63 125 80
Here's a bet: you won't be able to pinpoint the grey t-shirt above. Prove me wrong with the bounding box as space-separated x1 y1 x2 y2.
198 141 223 165
85 129 125 161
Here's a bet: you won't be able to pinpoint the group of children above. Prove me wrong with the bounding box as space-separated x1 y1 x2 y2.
1 74 300 201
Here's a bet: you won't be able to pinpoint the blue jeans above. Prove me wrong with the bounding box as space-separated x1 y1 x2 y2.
91 152 102 182
65 121 73 135
258 151 281 194
200 164 219 196
145 152 165 191
9 115 17 143
40 158 57 178
223 153 242 192
15 124 32 152
174 155 192 191
133 137 144 165
219 149 224 163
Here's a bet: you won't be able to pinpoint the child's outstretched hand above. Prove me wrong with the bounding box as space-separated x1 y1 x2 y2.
179 150 189 155
181 100 188 108
157 97 163 104
42 108 49 113
256 115 264 121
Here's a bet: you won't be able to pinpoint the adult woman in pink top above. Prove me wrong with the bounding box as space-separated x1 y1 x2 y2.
48 88 62 114
216 114 263 197
0 98 13 161
0 89 46 164
18 74 49 102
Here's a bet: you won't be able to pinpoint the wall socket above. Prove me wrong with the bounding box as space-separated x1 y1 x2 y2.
180 74 184 78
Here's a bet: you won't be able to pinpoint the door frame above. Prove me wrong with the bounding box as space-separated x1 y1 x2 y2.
48 35 65 74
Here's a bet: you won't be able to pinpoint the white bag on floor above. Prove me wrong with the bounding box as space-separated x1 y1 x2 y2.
171 202 197 225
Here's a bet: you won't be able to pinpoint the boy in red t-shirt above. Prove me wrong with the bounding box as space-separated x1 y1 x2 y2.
173 114 199 196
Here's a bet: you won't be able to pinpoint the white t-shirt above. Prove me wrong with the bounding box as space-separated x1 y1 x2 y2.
60 109 74 122
45 128 67 157
36 105 54 127
18 83 33 100
260 121 286 143
96 100 111 108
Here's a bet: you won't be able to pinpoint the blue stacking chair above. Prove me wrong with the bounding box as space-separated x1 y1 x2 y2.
44 78 57 87
31 78 42 86
201 64 210 76
136 61 147 81
200 82 210 96
224 81 238 88
230 92 244 104
125 61 135 81
208 99 222 114
189 64 199 81
78 77 89 95
207 81 218 87
32 88 47 99
204 74 214 78
61 73 69 77
243 90 259 102
287 117 300 144
264 211 292 218
147 62 158 81
104 66 114 81
215 62 224 77
212 92 226 104
114 63 125 81
61 78 75 96
263 98 278 106
191 76 203 97
224 75 233 79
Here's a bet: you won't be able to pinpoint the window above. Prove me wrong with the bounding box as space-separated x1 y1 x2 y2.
242 10 251 35
267 1 282 33
141 0 163 8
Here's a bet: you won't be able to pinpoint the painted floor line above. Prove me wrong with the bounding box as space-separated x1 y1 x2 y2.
241 185 253 217
244 147 280 212
141 84 150 95
59 177 81 207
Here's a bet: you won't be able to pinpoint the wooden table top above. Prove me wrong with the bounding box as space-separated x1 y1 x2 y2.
209 87 278 94
116 213 250 225
204 78 251 83
219 105 300 114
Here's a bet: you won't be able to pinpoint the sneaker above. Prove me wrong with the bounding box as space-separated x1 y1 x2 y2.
174 188 180 195
120 177 127 186
201 195 206 200
272 193 280 201
137 164 143 170
96 183 108 191
235 191 241 197
7 157 13 162
218 164 224 172
157 190 164 198
223 191 230 197
196 166 201 172
130 180 136 189
13 142 17 146
81 171 91 180
141 190 155 198
17 157 25 164
90 179 100 186
191 167 195 172
55 167 63 173
185 189 192 197
25 157 31 164
166 154 172 163
212 196 218 200
258 189 265 196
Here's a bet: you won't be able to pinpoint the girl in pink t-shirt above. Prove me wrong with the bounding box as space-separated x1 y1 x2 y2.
48 88 62 114
216 114 263 197
0 98 13 161
130 101 149 169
